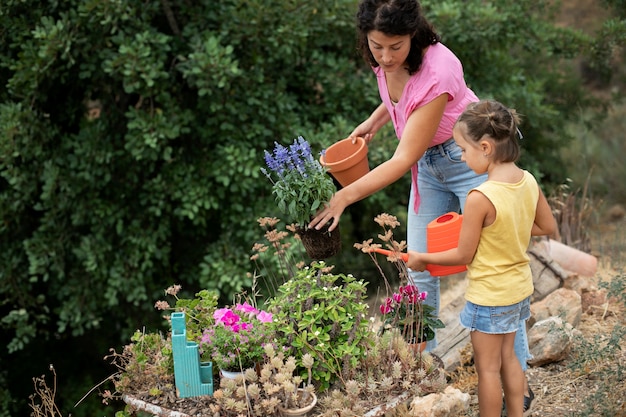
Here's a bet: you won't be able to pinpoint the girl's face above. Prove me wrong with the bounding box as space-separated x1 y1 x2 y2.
367 30 411 73
453 123 489 174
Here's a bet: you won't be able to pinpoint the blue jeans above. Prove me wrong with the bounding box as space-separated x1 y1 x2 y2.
514 319 532 372
407 138 486 350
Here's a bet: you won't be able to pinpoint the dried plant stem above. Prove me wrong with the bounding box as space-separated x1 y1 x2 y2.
29 365 64 417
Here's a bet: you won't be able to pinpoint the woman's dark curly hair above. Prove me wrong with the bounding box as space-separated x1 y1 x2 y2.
356 0 440 75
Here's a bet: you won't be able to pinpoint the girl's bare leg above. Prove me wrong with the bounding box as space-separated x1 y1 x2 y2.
471 331 524 417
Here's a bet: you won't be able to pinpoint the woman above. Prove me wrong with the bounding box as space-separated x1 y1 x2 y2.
311 0 483 349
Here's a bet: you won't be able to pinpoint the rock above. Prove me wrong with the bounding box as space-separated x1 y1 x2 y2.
409 386 471 417
581 288 608 314
562 274 595 294
530 288 582 328
528 240 570 301
528 317 575 367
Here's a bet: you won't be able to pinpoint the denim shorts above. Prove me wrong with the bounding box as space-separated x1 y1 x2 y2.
459 297 531 334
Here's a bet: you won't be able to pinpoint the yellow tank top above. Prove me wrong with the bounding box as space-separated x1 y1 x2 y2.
465 170 539 306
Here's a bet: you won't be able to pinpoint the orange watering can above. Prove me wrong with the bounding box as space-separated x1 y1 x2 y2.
368 212 467 277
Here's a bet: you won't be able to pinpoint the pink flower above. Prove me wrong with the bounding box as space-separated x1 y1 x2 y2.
235 301 259 315
214 308 241 327
407 293 418 304
402 285 417 295
392 293 403 303
240 322 253 331
385 297 393 306
257 310 273 323
380 304 392 314
419 291 428 301
201 329 214 344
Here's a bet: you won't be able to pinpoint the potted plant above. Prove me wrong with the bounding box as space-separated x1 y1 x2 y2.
155 287 273 376
261 136 339 259
265 261 372 391
214 344 317 416
354 213 445 351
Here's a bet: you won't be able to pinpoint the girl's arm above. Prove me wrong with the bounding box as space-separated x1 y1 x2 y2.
531 186 557 236
407 190 492 272
310 94 449 231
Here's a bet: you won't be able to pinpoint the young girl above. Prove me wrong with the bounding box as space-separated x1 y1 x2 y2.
407 100 556 417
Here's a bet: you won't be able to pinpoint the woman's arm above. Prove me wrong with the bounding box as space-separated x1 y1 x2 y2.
310 94 449 231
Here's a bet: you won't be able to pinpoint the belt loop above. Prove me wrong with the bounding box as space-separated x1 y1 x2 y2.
439 137 453 156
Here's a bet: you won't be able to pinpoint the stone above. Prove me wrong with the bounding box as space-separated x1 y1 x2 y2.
528 317 575 367
530 287 582 328
409 386 471 417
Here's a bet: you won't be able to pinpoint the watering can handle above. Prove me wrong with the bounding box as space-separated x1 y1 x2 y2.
369 248 439 274
370 248 409 262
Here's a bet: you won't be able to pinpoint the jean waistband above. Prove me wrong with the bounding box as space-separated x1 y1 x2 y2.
426 137 454 155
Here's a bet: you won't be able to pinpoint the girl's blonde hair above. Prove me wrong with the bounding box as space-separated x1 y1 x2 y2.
456 100 523 163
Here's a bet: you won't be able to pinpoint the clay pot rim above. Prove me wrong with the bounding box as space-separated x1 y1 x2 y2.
320 136 368 172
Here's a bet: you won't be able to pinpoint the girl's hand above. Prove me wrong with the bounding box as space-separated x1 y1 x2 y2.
407 250 428 272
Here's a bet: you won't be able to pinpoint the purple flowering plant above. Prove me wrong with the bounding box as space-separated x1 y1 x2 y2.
261 136 336 227
199 301 274 371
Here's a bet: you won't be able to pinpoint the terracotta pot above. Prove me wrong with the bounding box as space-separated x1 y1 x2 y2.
296 224 341 260
408 341 427 354
539 238 597 277
278 389 318 417
319 137 369 187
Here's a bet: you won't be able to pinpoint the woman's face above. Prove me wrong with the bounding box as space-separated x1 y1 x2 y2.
367 30 411 73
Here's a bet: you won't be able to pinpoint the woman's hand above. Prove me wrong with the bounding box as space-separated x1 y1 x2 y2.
349 103 390 144
349 122 375 145
308 190 349 232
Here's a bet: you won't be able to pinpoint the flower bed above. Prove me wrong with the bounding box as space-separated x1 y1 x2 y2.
104 213 448 416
